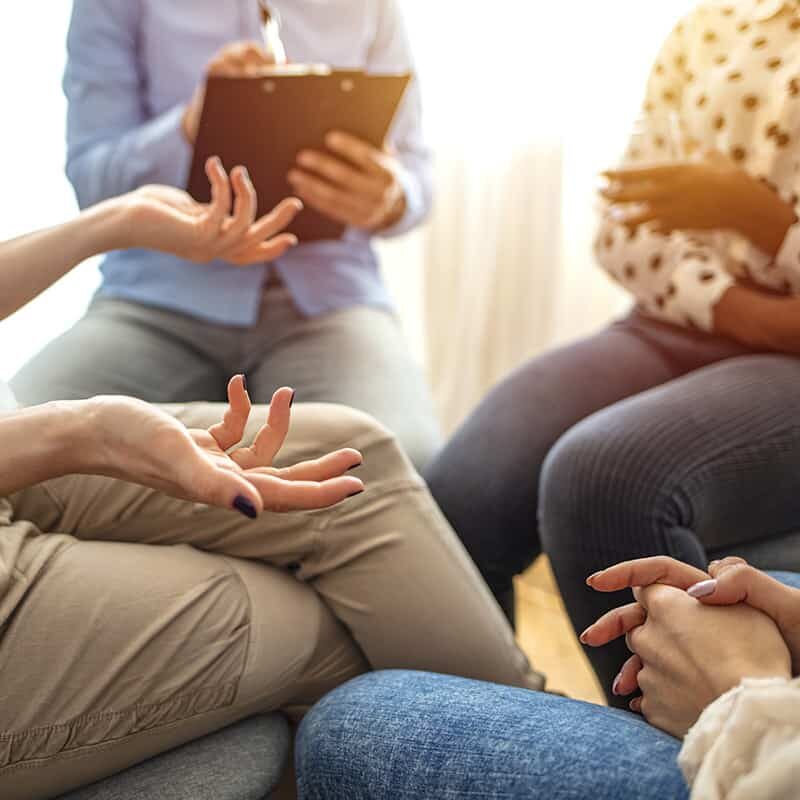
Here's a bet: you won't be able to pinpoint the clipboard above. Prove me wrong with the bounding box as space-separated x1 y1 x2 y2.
187 69 412 243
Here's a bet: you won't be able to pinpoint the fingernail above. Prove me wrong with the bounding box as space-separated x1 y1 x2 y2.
687 579 717 599
241 374 248 393
347 462 363 472
290 391 296 408
347 490 365 499
612 673 623 696
708 560 720 572
288 235 299 247
586 571 602 585
579 627 591 644
233 496 258 519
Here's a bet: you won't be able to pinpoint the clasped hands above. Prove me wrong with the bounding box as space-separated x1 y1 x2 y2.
580 556 800 738
183 42 407 234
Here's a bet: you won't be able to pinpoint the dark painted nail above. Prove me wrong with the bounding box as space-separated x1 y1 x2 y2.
347 490 365 499
234 496 258 519
241 374 248 393
290 391 296 408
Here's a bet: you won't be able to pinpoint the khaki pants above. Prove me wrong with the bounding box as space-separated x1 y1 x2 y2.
0 403 543 800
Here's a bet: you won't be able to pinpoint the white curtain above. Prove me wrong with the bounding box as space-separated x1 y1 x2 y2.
0 1 695 431
381 0 696 432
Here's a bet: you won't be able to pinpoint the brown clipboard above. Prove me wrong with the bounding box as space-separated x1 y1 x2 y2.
187 70 412 243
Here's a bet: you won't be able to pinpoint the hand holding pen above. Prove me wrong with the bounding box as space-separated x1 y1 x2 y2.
182 2 288 144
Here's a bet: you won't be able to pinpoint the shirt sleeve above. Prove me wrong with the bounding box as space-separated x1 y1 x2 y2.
366 0 433 238
63 0 193 209
595 14 734 331
679 677 800 800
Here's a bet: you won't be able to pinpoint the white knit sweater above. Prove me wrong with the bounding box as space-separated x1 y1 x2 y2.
679 677 800 799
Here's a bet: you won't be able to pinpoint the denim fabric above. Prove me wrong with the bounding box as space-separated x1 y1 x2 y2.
296 671 688 800
58 714 289 800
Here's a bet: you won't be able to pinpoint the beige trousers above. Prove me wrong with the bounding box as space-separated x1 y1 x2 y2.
0 403 543 800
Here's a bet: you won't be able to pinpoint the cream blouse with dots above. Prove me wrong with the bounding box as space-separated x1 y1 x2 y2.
596 0 800 331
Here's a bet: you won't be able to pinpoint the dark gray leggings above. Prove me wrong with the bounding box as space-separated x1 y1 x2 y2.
425 310 800 705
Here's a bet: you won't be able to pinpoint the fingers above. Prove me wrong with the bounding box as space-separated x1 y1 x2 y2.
244 472 365 512
601 183 671 204
207 375 252 451
580 603 647 648
603 164 684 184
187 457 265 518
225 198 302 263
587 557 709 593
707 556 748 577
229 387 294 470
612 655 643 697
325 131 387 176
204 157 232 228
208 42 275 77
296 149 381 197
267 448 363 482
687 562 800 628
219 167 258 244
287 169 371 226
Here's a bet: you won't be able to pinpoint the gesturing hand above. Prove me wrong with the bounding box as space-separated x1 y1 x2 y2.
87 376 364 517
124 157 301 265
288 131 407 231
601 153 796 257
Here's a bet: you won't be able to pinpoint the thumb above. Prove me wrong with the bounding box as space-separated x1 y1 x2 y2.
688 564 798 628
188 461 265 519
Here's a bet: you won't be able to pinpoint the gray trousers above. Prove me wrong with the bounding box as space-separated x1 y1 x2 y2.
11 286 442 470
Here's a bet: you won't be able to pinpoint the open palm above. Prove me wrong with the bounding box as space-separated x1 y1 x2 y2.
127 157 302 265
91 376 364 516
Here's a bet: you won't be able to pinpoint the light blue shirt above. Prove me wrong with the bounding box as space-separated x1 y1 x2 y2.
64 0 432 327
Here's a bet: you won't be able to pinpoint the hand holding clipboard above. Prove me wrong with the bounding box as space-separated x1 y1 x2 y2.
187 68 412 243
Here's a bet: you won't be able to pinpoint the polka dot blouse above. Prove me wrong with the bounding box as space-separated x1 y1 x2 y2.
595 0 800 331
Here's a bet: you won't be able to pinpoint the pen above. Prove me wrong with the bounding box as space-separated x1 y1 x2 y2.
259 1 288 65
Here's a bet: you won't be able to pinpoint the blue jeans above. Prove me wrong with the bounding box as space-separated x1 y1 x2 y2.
424 311 800 704
297 579 800 799
296 671 688 800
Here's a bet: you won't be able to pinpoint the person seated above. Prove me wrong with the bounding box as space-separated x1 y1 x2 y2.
423 0 800 701
295 556 800 800
0 164 543 800
11 0 441 471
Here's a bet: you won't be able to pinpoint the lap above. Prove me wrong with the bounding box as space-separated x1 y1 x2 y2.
10 298 223 405
0 531 362 800
551 353 800 554
297 671 688 800
247 304 442 470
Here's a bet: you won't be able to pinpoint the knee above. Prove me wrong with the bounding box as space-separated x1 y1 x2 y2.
304 403 421 486
296 672 435 784
539 408 687 557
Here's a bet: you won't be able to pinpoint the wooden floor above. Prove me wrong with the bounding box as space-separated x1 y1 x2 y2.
516 556 605 705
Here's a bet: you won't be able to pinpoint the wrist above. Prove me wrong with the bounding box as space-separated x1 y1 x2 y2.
37 400 104 476
713 285 796 351
736 181 797 258
78 197 135 256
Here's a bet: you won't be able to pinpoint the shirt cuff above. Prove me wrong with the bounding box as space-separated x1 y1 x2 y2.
669 249 735 331
378 163 426 238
